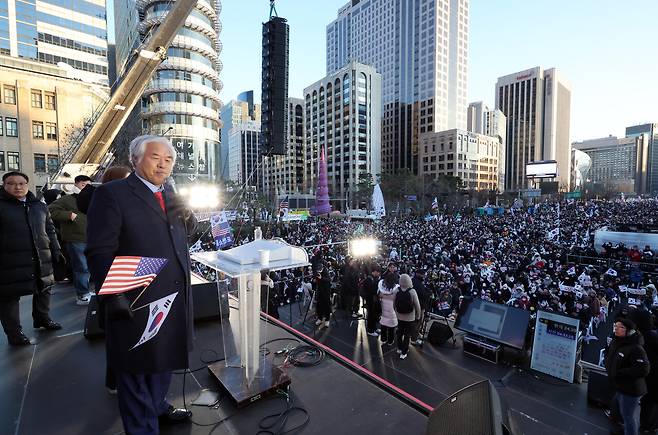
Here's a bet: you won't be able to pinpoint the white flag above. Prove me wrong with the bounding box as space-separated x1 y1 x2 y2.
547 228 560 240
131 292 178 350
189 239 202 253
606 268 618 277
567 266 576 276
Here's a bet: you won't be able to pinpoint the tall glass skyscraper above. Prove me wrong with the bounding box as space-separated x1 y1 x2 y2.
326 0 468 175
0 0 109 85
114 0 223 182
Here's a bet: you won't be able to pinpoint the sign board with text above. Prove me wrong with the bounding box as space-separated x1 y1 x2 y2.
531 310 580 382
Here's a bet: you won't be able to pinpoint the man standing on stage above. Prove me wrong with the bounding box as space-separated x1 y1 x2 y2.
86 135 197 435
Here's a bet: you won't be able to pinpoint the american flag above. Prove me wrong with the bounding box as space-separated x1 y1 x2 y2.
211 212 233 249
98 256 168 295
279 196 289 214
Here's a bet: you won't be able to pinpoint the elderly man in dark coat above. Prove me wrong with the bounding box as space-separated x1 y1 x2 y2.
0 171 63 346
86 135 197 435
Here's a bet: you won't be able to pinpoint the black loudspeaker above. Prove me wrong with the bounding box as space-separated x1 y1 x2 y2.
83 294 104 339
192 282 230 322
426 380 506 435
587 370 614 408
261 16 289 155
427 320 454 346
83 283 230 340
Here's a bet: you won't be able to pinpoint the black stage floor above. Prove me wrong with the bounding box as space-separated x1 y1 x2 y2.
277 300 613 435
1 285 427 435
1 284 614 435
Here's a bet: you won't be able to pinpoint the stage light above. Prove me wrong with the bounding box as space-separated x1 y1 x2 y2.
185 184 220 209
349 238 379 258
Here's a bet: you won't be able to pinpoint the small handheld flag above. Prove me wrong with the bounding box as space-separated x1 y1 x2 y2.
279 196 289 218
547 228 560 241
431 197 438 210
131 292 178 349
98 256 168 295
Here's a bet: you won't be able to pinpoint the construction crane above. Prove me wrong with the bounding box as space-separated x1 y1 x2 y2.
50 0 199 185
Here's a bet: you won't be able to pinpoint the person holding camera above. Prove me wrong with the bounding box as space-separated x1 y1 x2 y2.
605 318 651 435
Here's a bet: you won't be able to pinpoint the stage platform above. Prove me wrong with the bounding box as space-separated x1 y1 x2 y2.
1 284 427 435
277 300 613 435
1 284 613 434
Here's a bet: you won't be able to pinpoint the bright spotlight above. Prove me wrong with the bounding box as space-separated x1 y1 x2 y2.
349 238 380 258
184 184 221 210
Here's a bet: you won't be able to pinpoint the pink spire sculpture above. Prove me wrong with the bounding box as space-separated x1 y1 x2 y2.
313 145 332 215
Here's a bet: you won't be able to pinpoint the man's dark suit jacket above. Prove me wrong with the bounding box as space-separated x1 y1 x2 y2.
86 173 197 374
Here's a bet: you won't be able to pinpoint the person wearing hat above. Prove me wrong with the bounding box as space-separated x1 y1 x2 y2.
605 317 651 435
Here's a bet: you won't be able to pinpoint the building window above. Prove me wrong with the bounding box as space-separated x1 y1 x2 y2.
31 90 43 108
0 151 4 170
5 117 18 136
0 116 2 135
44 92 56 110
3 86 16 104
32 121 44 139
47 154 59 172
34 153 46 172
46 123 57 140
7 152 20 170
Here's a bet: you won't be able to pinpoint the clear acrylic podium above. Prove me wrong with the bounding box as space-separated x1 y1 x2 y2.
191 230 309 407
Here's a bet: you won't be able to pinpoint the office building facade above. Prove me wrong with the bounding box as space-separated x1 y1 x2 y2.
304 61 381 208
227 120 261 187
419 128 500 191
626 123 658 193
495 67 571 191
219 93 260 180
262 97 305 199
573 135 649 194
114 0 223 182
0 55 108 189
327 0 468 175
0 0 109 85
467 101 506 191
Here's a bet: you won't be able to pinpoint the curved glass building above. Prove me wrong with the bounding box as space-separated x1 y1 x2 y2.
115 0 223 181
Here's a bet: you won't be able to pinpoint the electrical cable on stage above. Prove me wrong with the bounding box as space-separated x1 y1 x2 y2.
256 388 310 435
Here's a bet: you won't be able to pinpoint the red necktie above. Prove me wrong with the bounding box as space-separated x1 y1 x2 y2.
154 191 165 212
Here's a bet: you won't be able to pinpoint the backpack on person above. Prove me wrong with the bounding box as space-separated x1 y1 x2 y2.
395 289 414 314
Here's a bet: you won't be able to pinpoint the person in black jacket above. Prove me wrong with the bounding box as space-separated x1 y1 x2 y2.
629 307 658 432
86 136 197 434
411 268 430 345
314 264 332 329
363 267 382 336
605 318 651 435
0 172 64 346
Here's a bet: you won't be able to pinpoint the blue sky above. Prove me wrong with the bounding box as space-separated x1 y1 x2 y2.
115 1 658 142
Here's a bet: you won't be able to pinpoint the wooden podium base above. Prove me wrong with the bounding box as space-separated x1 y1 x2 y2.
207 360 291 408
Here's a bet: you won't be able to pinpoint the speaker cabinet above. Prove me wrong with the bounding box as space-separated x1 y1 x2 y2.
426 380 506 435
261 16 289 155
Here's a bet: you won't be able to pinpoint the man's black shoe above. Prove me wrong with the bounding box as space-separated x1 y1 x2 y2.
159 405 192 425
33 319 62 330
7 332 32 346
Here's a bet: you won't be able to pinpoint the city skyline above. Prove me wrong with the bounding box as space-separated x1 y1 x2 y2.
219 0 658 143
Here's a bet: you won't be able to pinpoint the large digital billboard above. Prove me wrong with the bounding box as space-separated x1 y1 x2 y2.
526 161 558 178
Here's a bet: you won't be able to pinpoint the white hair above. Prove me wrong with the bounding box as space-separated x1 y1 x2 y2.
129 135 176 167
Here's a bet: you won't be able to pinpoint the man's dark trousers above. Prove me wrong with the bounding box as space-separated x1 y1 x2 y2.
115 371 172 435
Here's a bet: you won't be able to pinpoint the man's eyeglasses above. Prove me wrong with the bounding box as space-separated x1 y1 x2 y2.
4 182 27 187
